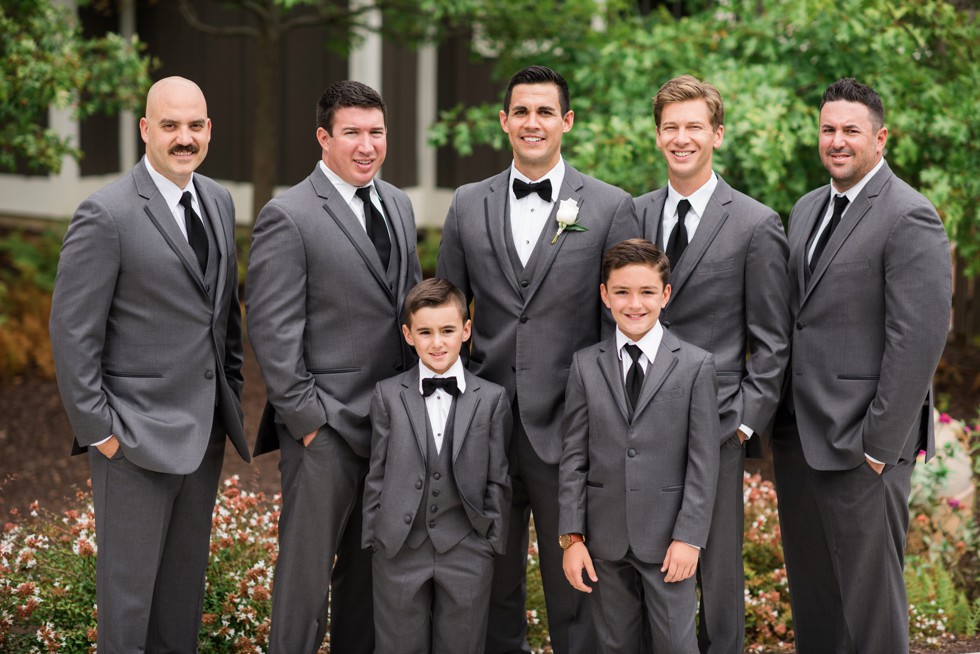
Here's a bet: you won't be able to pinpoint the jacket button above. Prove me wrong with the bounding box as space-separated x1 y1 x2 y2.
627 448 637 458
205 370 214 380
415 480 423 490
519 314 528 323
521 280 529 288
404 515 412 524
795 321 805 331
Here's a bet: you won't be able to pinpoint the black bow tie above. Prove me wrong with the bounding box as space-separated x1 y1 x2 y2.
513 178 553 202
422 377 459 397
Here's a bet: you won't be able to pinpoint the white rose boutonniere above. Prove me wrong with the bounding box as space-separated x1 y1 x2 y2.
551 198 588 244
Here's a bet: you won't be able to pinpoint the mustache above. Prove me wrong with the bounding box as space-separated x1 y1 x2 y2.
169 144 200 155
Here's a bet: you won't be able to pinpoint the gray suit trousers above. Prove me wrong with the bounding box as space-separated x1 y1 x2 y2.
489 408 596 654
268 424 372 653
772 419 913 654
89 422 225 653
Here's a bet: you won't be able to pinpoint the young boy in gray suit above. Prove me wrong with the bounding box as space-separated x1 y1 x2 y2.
559 239 720 653
363 278 513 653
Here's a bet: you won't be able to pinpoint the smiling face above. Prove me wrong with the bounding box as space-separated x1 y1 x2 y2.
318 106 387 187
500 83 574 181
140 77 211 189
819 100 887 192
655 98 723 196
601 263 671 342
403 304 472 375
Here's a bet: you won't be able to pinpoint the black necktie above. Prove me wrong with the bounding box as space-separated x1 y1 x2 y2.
665 199 691 268
179 191 208 273
355 186 391 269
624 344 644 413
512 178 553 202
809 194 849 274
422 377 460 397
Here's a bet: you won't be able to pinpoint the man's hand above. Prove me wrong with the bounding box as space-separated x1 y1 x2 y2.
866 456 885 475
302 429 319 447
96 435 119 459
737 428 748 444
661 540 699 583
562 542 598 593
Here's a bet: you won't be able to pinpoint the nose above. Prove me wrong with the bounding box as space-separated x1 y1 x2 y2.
830 129 846 149
176 126 193 144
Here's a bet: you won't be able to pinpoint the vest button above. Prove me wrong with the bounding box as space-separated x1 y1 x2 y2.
433 473 441 480
431 505 438 513
432 489 440 497
429 521 436 528
521 280 529 288
628 448 637 458
404 515 412 524
415 480 423 490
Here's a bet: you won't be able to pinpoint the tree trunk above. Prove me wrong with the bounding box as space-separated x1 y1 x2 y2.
250 14 281 222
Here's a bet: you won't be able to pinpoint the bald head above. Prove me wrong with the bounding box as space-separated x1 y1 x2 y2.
140 76 211 188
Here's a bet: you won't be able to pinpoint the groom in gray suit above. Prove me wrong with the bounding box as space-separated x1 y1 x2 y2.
50 76 249 652
772 78 951 654
246 80 422 653
437 65 639 653
634 75 790 654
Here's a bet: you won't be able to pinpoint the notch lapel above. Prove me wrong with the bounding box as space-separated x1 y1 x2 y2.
631 332 679 421
311 170 394 302
451 372 481 463
791 190 828 300
400 379 429 464
134 162 208 296
377 181 409 296
639 188 668 249
597 342 631 424
484 170 523 297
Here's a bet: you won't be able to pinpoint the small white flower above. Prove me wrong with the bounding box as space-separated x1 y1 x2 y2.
551 198 587 244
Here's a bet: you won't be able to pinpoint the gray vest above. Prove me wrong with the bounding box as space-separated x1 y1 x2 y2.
405 400 472 553
503 200 557 300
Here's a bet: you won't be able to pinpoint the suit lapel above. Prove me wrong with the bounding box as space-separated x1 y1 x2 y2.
484 170 523 297
399 376 429 464
312 169 394 302
134 161 208 296
791 189 827 300
597 341 631 424
632 331 679 421
639 188 668 248
376 180 409 297
195 179 228 309
451 370 481 463
523 166 585 306
669 178 732 299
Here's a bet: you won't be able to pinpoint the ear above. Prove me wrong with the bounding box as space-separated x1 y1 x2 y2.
316 127 331 152
600 283 612 309
713 123 724 149
562 109 575 134
139 117 150 144
662 283 672 307
461 319 472 343
402 323 414 346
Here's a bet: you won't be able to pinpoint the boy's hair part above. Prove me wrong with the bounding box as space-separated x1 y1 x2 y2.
316 80 387 135
403 277 469 327
821 77 885 131
602 239 671 285
653 75 725 130
503 65 571 116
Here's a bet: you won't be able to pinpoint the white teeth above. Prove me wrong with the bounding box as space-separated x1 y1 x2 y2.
523 136 543 142
674 151 693 157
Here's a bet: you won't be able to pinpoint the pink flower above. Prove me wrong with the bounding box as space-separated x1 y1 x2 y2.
939 413 952 424
947 498 961 509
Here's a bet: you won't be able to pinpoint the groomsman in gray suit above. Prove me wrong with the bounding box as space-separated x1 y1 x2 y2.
634 75 790 654
50 76 249 652
437 65 639 654
246 80 422 653
772 78 951 654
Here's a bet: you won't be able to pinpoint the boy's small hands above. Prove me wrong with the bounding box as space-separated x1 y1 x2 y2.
661 540 699 583
562 542 598 593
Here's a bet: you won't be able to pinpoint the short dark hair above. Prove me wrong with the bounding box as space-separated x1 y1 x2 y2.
821 78 884 131
503 65 571 116
316 80 387 135
601 239 670 286
403 278 469 327
653 75 725 130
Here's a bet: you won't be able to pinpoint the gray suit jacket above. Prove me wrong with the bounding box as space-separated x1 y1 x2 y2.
786 161 951 469
437 164 639 464
558 330 720 563
49 158 248 474
362 367 512 557
246 166 422 458
635 175 791 452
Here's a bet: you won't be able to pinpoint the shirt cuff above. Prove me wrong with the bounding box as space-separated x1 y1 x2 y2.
865 453 885 465
738 424 754 440
92 435 113 447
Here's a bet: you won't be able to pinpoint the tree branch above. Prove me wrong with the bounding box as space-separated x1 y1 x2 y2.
175 0 261 38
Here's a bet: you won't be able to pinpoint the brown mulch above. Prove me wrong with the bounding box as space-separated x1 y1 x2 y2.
1 341 978 653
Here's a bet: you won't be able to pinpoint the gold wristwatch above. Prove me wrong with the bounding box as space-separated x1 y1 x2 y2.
558 533 585 550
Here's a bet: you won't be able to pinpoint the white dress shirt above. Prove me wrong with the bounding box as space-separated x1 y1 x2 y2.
615 321 664 382
144 157 201 241
418 357 467 454
661 173 718 246
318 160 388 232
508 158 566 266
806 157 885 265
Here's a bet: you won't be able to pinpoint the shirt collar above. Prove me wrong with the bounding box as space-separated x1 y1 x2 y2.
318 160 373 205
144 156 198 212
417 357 467 395
830 157 885 204
665 172 717 221
615 321 664 365
509 157 565 201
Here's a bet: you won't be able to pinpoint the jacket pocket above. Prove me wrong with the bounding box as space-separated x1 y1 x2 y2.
662 485 684 493
103 370 163 379
837 374 880 381
309 367 362 374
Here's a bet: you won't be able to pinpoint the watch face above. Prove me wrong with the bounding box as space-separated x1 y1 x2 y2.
559 534 572 549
